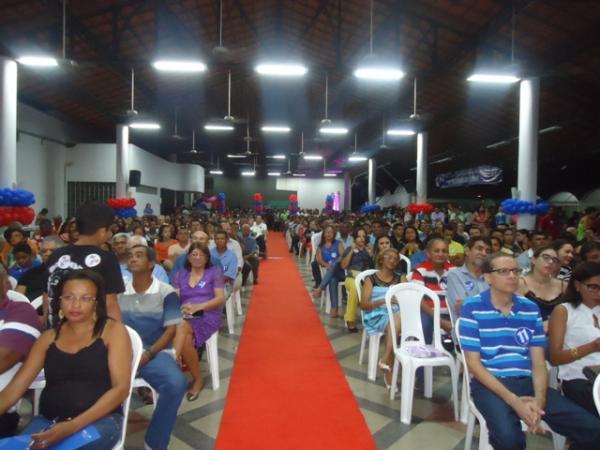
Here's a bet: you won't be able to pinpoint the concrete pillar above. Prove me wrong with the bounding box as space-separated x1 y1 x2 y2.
0 58 17 188
368 158 376 204
116 124 129 197
416 132 428 203
516 78 540 230
344 172 351 210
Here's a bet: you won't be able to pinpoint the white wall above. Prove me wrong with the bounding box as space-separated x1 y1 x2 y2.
276 177 345 210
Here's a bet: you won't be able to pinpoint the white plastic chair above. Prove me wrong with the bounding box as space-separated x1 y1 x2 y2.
112 326 144 450
384 282 459 424
317 266 345 315
205 331 220 390
7 290 30 303
225 293 235 334
594 372 600 416
8 276 17 289
355 269 381 381
456 319 566 450
400 254 411 275
310 232 322 263
31 295 43 311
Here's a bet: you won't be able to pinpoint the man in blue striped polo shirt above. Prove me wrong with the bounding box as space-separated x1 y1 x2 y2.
459 254 600 450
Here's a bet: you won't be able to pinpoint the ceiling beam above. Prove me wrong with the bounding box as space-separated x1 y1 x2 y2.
293 0 331 48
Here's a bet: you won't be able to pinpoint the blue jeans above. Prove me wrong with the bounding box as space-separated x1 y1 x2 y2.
319 263 345 309
21 413 122 450
471 377 600 450
138 351 187 450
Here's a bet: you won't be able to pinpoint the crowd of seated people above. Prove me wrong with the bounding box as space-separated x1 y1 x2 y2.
285 203 600 449
0 202 269 449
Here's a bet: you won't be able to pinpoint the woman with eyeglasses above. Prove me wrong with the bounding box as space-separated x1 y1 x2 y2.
548 262 600 415
517 246 566 332
172 243 225 401
360 248 405 389
0 270 132 449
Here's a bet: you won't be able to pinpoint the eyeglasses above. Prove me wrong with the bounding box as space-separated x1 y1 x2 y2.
540 254 560 265
60 294 96 304
489 268 523 276
582 283 600 294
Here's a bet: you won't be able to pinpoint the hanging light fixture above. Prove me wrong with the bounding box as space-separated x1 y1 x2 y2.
387 77 420 136
353 0 404 81
127 68 160 130
152 60 207 73
299 132 322 160
205 70 236 131
348 133 368 162
319 74 349 135
467 7 521 84
254 63 307 77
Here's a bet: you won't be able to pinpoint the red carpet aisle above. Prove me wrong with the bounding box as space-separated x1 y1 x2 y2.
215 234 376 450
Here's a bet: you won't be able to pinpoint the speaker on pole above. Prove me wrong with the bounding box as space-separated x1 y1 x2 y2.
129 170 141 187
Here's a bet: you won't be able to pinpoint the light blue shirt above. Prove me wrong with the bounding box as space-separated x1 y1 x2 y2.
210 247 237 280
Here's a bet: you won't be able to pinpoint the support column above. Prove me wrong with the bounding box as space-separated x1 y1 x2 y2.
0 58 18 188
368 158 376 204
516 78 540 230
116 124 129 197
343 172 351 210
416 132 428 203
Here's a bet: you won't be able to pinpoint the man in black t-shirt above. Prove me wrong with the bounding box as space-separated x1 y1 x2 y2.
45 202 124 321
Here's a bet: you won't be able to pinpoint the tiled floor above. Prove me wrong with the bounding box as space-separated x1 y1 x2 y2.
17 251 558 449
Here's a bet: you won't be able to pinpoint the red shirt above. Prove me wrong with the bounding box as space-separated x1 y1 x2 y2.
411 260 455 308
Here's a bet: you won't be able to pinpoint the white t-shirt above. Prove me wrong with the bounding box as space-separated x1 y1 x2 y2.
251 222 267 237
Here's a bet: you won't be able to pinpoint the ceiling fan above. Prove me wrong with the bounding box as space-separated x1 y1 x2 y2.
227 121 258 158
211 0 251 64
182 129 204 155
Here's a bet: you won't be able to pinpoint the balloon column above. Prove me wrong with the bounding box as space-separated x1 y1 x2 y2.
288 194 298 215
500 198 550 216
407 203 434 216
106 197 137 218
254 193 264 214
0 188 36 226
216 193 226 213
325 194 334 213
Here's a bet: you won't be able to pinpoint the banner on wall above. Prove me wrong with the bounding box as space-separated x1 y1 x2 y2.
435 165 503 189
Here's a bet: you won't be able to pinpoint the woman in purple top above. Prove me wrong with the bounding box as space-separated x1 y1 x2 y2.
173 243 225 400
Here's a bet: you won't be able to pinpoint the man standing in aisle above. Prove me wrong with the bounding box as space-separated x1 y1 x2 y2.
251 215 268 259
459 254 600 450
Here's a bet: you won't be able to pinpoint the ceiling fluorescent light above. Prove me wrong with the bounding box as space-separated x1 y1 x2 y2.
319 126 348 135
303 155 323 160
348 155 368 162
386 129 415 136
467 73 520 84
324 173 337 177
354 67 404 81
271 154 286 159
292 173 306 177
17 56 59 67
255 63 307 77
209 170 223 175
129 122 161 130
241 171 255 176
268 172 281 176
227 154 246 159
153 60 206 72
205 124 234 131
262 125 291 133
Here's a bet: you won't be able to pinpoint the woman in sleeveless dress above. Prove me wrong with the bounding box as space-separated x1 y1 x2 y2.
0 269 132 450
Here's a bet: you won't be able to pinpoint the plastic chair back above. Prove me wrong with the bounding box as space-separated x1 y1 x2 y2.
310 231 322 263
112 326 143 450
31 295 43 310
8 276 17 289
384 282 444 352
400 254 411 275
594 371 600 416
354 269 379 304
7 290 30 303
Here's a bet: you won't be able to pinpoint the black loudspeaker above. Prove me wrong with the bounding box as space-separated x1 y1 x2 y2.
129 170 141 187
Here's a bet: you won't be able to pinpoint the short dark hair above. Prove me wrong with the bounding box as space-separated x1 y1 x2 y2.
52 269 108 336
517 229 530 237
12 242 32 256
3 227 24 242
580 240 600 262
214 230 228 239
466 236 492 249
532 244 556 259
425 234 446 250
552 239 574 254
531 230 546 239
482 253 516 273
129 244 156 262
75 201 115 236
563 262 600 307
183 243 212 271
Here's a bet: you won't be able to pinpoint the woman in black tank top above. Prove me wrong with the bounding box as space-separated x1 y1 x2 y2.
0 270 132 450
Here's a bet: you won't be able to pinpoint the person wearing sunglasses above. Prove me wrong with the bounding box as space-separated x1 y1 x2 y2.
548 262 600 415
517 246 566 333
459 254 600 450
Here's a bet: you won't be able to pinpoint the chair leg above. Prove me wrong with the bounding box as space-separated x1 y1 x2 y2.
367 335 380 381
450 362 459 421
225 295 235 335
235 289 242 316
478 420 491 450
33 389 41 416
206 333 220 390
464 411 475 450
551 431 566 450
390 358 400 400
358 330 367 365
460 370 470 424
400 362 415 424
424 366 433 398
